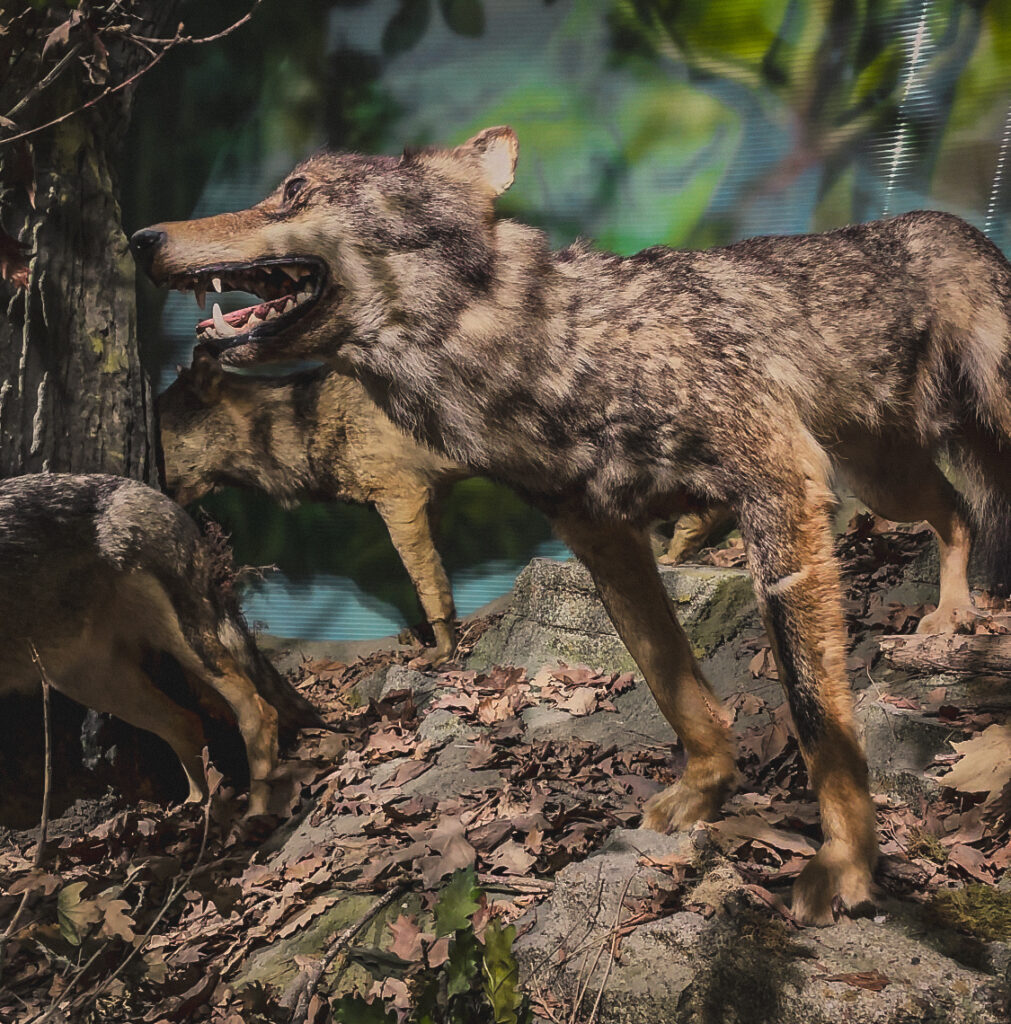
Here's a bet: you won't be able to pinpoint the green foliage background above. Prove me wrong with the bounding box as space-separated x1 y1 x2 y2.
122 0 1011 638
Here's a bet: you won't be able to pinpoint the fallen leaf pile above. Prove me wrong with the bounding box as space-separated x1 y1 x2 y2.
0 658 673 1023
2 516 1010 1021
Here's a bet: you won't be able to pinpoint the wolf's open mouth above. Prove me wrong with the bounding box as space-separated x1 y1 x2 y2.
169 258 325 349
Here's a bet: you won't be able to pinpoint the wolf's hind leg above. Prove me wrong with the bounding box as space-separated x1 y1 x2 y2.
839 441 975 634
377 489 457 665
115 573 279 815
739 477 877 926
57 654 208 803
556 517 737 830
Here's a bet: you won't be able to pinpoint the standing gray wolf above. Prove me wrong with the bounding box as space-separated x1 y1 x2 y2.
157 345 468 664
132 127 1011 923
0 473 320 814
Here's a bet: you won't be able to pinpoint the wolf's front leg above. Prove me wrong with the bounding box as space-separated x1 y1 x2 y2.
739 478 877 926
556 516 737 829
377 489 457 666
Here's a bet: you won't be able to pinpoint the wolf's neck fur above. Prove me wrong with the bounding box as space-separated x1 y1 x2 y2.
226 375 322 504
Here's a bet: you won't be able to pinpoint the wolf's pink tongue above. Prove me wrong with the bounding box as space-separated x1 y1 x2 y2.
196 296 290 331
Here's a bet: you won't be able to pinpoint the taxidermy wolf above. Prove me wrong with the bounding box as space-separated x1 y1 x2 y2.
157 345 468 664
0 473 320 814
132 126 1011 923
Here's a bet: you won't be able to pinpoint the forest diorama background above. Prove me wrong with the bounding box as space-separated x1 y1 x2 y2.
121 0 1011 640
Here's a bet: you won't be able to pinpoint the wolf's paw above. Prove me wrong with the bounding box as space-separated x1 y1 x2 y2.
658 549 686 566
407 643 455 669
916 603 978 635
791 842 875 926
404 621 457 668
642 764 737 832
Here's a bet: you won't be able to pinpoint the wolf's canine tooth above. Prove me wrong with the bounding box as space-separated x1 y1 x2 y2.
212 303 236 337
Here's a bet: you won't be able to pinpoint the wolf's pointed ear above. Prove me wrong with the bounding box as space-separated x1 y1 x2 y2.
457 126 518 196
190 344 224 403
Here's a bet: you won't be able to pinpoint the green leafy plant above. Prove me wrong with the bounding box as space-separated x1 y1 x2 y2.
332 867 532 1024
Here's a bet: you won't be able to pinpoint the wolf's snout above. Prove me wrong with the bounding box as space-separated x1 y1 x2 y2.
129 227 166 277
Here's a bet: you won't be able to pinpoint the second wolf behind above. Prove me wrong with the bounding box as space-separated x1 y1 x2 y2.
157 346 469 664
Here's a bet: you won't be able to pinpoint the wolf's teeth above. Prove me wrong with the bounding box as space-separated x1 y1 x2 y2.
212 303 237 338
296 290 312 305
195 286 206 310
246 313 264 329
265 307 280 320
281 266 301 282
212 277 223 293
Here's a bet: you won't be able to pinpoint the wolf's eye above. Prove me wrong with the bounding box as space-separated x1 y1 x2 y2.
282 177 307 205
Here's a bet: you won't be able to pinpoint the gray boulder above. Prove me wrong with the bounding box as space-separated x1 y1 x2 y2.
515 829 1010 1024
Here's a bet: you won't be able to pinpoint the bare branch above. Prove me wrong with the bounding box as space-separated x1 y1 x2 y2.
129 0 264 48
0 38 176 149
0 1 263 149
4 41 85 124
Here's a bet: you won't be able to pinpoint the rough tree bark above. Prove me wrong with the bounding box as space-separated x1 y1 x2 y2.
0 3 182 481
879 634 1011 678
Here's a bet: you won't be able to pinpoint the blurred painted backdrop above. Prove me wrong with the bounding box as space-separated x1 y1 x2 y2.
123 0 1011 640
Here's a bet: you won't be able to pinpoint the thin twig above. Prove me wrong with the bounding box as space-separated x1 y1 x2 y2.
527 872 604 986
0 642 53 980
0 41 173 147
568 876 634 1024
288 883 409 1023
0 1 263 148
475 873 555 895
129 1 263 47
568 871 624 1024
28 643 52 865
586 878 634 1024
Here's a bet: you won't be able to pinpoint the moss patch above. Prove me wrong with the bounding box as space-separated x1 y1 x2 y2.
906 827 948 865
929 884 1011 942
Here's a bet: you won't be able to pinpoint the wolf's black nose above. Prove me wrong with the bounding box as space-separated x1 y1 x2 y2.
129 228 165 275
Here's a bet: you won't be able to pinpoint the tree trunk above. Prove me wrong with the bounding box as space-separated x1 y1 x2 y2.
0 3 181 481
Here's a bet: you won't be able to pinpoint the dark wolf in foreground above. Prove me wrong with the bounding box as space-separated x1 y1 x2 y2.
133 127 1011 923
157 346 468 664
0 473 320 814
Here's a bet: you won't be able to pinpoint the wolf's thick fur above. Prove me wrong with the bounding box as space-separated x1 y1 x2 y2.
135 126 1011 923
0 473 320 813
156 347 468 663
